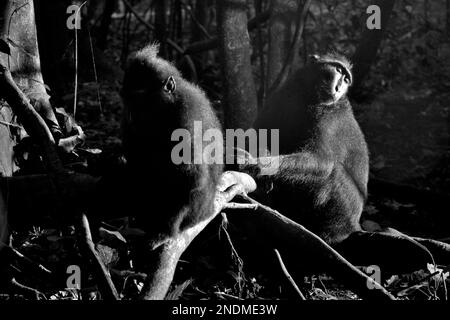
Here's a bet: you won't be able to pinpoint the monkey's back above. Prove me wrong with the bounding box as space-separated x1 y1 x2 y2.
121 52 223 248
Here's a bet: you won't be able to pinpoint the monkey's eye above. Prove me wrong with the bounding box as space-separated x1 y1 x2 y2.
344 76 350 84
309 54 320 62
336 66 344 74
163 76 177 94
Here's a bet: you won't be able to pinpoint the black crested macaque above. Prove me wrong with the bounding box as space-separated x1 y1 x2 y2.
253 53 365 245
245 53 450 273
121 44 223 249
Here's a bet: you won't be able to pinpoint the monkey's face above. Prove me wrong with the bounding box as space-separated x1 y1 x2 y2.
304 54 353 105
122 60 179 132
122 62 177 103
121 60 182 164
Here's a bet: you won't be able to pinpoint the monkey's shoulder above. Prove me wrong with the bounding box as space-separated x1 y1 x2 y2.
313 101 366 149
173 79 221 129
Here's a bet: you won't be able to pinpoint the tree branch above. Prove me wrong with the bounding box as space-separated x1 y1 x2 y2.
0 63 63 174
228 194 395 300
140 172 254 300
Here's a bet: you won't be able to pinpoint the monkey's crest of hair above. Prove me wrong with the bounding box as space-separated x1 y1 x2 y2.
127 42 182 81
136 43 160 60
318 51 353 70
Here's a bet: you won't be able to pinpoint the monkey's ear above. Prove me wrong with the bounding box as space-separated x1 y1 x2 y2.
163 76 177 94
309 54 320 62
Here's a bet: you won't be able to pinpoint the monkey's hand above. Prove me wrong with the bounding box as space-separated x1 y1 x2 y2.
239 162 261 178
229 148 277 195
226 147 261 177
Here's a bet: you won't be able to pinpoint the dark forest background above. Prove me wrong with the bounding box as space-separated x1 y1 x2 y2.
40 0 450 192
0 0 449 301
54 0 450 238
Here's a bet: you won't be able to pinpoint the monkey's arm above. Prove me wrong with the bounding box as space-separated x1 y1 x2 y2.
254 151 334 183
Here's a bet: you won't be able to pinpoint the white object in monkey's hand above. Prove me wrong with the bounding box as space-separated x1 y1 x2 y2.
217 171 257 194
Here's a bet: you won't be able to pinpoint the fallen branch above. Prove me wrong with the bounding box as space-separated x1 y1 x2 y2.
4 167 395 300
140 172 254 300
227 194 395 300
138 170 394 300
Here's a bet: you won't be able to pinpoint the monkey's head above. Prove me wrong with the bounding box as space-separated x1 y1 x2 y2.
121 44 181 110
121 44 182 144
300 53 353 106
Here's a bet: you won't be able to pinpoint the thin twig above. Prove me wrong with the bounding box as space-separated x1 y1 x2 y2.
0 119 23 129
214 292 244 300
181 1 212 39
222 202 258 210
87 27 102 114
73 2 87 119
79 213 119 300
220 212 245 297
121 0 181 54
3 245 52 276
274 248 306 300
121 0 197 81
10 277 46 300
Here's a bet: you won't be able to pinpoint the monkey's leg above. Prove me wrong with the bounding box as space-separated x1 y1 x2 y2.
334 230 434 275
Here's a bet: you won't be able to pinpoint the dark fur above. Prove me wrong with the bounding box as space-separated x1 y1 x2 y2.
253 53 368 245
121 44 223 248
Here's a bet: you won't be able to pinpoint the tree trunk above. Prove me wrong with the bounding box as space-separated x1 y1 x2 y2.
267 0 297 89
34 0 72 98
351 0 396 89
255 0 267 108
154 0 168 57
0 0 54 251
192 0 209 42
267 0 311 94
0 180 7 250
0 0 51 177
97 0 116 50
217 0 258 130
447 0 450 33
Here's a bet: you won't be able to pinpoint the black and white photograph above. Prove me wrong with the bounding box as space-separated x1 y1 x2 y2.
0 0 449 312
